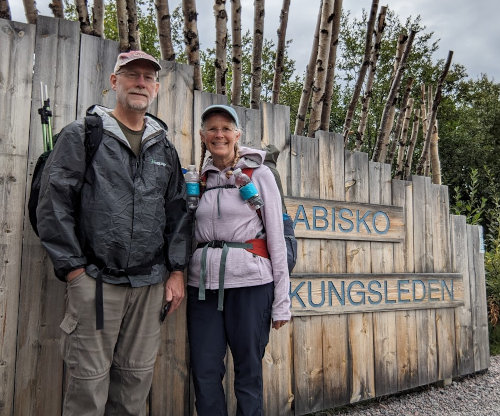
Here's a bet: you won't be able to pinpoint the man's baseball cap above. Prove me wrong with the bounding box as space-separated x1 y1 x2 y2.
201 105 240 128
114 50 162 73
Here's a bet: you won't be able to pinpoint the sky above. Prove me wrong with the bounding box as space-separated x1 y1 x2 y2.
9 0 500 82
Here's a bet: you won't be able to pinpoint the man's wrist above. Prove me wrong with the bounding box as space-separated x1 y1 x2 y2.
66 267 85 282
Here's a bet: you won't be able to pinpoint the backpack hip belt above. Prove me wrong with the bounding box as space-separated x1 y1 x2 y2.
196 239 270 311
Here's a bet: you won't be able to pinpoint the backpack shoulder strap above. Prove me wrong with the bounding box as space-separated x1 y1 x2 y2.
84 114 103 165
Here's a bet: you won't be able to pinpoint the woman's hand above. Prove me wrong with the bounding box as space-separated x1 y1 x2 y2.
272 320 289 330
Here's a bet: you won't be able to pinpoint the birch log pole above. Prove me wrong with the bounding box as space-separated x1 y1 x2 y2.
92 0 104 38
271 0 291 104
0 0 11 19
307 0 334 137
403 108 420 179
155 0 176 61
250 0 265 109
183 0 203 90
430 120 441 184
49 0 64 18
320 0 343 131
371 29 416 162
117 0 129 51
231 0 243 105
416 51 453 175
394 98 414 178
126 0 141 50
75 0 92 34
342 0 379 143
386 76 413 163
22 0 37 23
355 5 387 149
294 2 322 135
214 0 228 95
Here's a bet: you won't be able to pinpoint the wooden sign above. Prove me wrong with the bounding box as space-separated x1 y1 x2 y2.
285 196 404 242
290 273 464 315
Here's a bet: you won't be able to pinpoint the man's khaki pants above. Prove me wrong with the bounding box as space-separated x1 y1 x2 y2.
59 272 164 416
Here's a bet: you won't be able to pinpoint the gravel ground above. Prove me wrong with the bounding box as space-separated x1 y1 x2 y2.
309 355 500 416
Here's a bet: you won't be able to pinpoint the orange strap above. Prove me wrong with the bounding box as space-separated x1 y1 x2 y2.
245 238 269 259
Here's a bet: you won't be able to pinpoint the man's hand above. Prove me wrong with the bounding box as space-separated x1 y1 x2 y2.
164 270 185 315
272 320 289 330
66 267 85 282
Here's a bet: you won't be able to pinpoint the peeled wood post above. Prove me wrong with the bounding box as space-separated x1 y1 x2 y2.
371 29 416 162
307 0 334 137
386 76 414 164
49 0 64 18
342 0 379 143
355 4 386 150
416 51 453 176
294 2 322 135
231 0 243 105
92 0 104 38
22 0 37 23
126 0 141 50
250 0 265 109
271 0 291 104
117 0 129 52
75 0 92 34
403 108 420 179
155 0 176 61
430 119 441 184
320 0 343 131
394 97 414 179
214 0 228 95
0 0 11 19
183 0 203 90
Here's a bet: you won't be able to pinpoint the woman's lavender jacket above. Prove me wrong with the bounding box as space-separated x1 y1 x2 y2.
188 146 291 321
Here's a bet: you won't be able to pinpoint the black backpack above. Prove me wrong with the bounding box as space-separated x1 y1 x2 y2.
28 114 103 236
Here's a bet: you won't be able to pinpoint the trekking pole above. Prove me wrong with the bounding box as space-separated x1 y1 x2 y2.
37 83 53 152
44 84 54 150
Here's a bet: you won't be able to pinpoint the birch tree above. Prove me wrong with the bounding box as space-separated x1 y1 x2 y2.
214 0 228 95
117 0 129 51
182 0 203 90
371 29 416 162
23 0 38 24
355 4 386 150
294 2 322 135
307 0 334 137
49 0 63 18
342 0 379 143
250 0 265 109
231 0 242 105
271 0 291 104
92 0 104 37
0 0 11 20
430 120 441 184
319 0 343 131
155 0 175 60
416 50 453 175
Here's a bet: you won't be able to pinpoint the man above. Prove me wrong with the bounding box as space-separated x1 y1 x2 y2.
37 51 191 415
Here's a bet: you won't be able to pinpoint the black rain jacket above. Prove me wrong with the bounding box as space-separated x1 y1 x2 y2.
37 105 192 286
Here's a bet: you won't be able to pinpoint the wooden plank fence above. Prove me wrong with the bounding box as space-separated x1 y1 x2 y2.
0 16 490 416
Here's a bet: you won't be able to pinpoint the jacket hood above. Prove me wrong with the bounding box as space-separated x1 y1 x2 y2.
87 105 167 144
202 146 266 175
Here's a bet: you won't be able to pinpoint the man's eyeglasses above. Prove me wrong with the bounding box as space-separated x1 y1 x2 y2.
116 71 158 84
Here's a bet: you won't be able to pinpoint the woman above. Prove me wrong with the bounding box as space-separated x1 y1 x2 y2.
187 104 291 416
